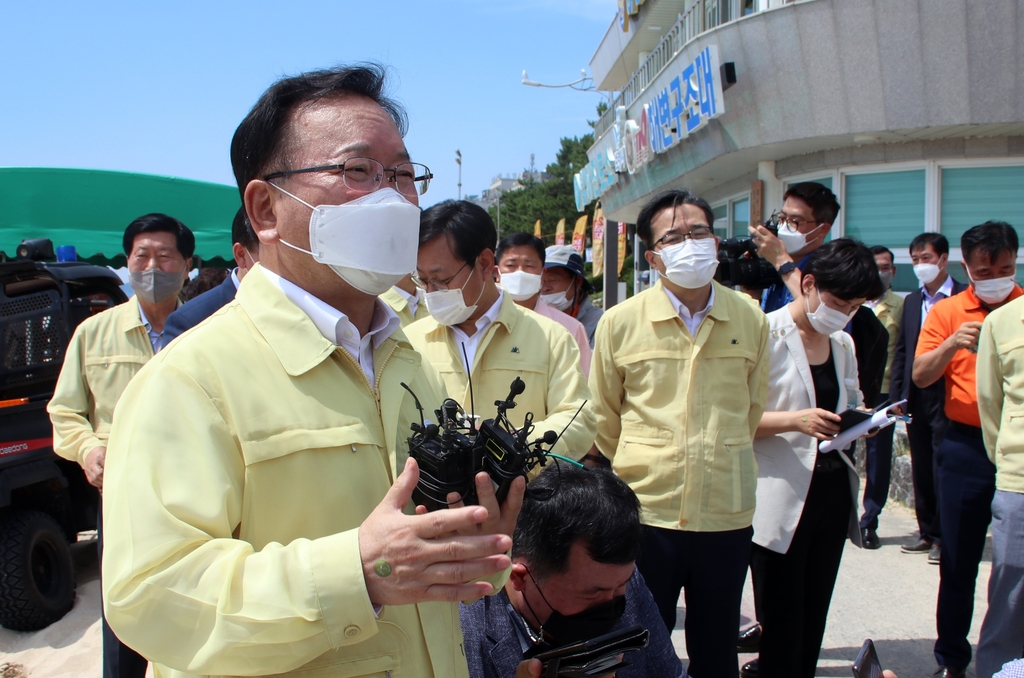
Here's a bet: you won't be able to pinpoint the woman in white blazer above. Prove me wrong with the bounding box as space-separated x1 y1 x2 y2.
749 239 884 678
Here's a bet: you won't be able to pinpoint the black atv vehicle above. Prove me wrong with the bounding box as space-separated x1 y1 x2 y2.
0 240 127 631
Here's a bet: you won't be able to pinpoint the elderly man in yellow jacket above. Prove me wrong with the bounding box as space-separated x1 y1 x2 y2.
977 293 1024 678
101 65 521 678
49 211 193 678
405 200 594 462
588 189 769 678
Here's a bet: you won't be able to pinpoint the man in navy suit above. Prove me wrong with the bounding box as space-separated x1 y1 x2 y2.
161 207 259 348
890 233 967 561
460 463 683 678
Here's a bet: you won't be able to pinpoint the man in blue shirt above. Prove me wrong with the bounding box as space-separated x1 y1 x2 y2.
460 463 683 678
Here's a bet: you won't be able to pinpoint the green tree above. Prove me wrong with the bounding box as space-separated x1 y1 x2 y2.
488 134 593 244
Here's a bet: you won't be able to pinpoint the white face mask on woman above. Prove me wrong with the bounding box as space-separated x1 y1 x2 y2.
804 287 855 335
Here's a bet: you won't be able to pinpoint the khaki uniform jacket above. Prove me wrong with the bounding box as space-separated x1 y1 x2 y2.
102 267 475 678
872 289 904 396
381 287 428 329
404 293 594 460
48 296 154 466
589 280 769 532
978 295 1024 494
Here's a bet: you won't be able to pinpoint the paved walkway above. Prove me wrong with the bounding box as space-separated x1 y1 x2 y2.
669 503 992 678
0 503 993 678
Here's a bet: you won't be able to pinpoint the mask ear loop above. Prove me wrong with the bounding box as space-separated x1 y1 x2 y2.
523 568 560 639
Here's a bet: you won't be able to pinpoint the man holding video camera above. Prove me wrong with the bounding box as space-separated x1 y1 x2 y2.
462 463 683 678
750 182 888 406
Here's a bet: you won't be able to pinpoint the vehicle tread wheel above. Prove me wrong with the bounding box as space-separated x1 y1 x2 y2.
0 510 76 631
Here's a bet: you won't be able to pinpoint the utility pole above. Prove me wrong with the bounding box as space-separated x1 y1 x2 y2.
455 149 462 200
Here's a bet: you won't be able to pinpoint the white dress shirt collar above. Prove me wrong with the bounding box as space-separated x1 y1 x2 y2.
261 268 400 383
662 284 716 338
230 268 241 290
921 274 955 319
451 289 504 374
391 284 424 317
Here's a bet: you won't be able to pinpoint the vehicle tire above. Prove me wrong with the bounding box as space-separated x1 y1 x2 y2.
0 510 76 631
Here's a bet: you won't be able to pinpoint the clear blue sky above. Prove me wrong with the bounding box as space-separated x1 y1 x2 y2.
1 1 618 207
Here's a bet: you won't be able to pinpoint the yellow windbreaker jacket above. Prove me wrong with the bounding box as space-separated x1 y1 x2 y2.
48 296 154 466
102 267 476 678
404 293 594 460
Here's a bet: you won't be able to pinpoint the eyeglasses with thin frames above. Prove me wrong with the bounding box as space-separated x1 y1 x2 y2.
654 227 713 249
263 157 433 197
411 261 470 292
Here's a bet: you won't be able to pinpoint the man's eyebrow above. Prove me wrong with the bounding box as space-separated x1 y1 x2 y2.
336 143 411 163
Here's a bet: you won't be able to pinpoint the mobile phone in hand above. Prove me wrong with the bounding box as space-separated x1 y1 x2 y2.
852 639 882 678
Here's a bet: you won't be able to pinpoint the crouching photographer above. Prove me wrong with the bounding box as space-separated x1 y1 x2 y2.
461 463 684 678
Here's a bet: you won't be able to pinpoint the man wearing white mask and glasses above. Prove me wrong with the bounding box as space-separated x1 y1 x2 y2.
406 200 594 463
495 232 592 377
100 65 523 678
48 211 193 678
913 221 1022 678
588 189 769 678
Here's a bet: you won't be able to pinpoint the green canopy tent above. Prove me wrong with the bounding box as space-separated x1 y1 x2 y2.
0 167 241 268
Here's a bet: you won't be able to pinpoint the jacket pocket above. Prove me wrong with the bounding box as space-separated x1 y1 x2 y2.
709 426 756 515
615 425 673 494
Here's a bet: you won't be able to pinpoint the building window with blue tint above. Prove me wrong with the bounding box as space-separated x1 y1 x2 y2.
732 197 749 235
713 204 729 238
844 170 926 249
941 166 1024 247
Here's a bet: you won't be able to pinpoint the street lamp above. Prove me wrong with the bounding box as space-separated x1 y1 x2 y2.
521 68 594 92
455 149 462 200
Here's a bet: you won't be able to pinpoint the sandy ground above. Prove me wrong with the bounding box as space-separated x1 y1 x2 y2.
0 504 992 678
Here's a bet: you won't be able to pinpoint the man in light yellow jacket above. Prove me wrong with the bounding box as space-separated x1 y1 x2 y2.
405 201 594 461
101 64 521 678
49 212 193 678
976 293 1024 678
588 189 769 678
381 274 428 328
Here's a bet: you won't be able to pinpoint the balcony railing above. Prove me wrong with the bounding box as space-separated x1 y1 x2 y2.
594 0 746 138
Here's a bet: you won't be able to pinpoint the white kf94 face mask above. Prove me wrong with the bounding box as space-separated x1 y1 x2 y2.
270 185 421 295
499 270 543 301
654 238 719 289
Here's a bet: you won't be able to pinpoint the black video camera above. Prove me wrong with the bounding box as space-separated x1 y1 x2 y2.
714 213 783 290
402 377 560 512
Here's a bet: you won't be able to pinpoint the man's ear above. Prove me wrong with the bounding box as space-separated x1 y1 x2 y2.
644 249 658 270
244 180 279 245
508 562 529 592
812 222 831 244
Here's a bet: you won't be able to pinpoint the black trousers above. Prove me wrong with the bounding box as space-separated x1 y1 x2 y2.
637 525 752 678
97 502 149 678
934 427 996 670
751 465 851 678
906 385 948 542
860 393 894 530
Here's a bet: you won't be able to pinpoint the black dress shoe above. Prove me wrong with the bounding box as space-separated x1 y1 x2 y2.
929 543 941 565
737 623 761 652
862 527 881 550
740 658 759 678
933 665 965 678
901 537 933 553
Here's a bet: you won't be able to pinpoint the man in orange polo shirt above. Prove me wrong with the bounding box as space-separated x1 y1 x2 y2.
913 221 1022 678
